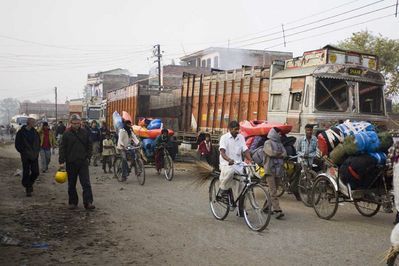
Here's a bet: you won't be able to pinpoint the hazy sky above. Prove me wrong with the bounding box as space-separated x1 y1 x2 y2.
0 0 398 103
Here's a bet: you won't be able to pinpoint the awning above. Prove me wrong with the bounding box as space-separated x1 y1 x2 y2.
313 73 385 85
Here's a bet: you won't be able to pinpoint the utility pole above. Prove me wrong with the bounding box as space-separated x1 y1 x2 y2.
55 86 58 124
154 44 163 90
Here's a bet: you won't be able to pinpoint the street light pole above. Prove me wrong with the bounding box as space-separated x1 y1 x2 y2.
55 86 58 124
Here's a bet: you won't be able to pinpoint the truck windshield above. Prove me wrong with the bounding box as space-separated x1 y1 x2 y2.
16 117 28 125
315 78 348 112
359 82 384 114
88 108 101 120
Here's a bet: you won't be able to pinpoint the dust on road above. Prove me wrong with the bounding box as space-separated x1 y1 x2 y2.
0 143 395 265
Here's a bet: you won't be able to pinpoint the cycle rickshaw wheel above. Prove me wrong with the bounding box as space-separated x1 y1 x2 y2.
354 199 381 217
312 176 338 220
298 170 317 207
209 177 229 220
163 152 174 181
242 184 272 232
135 158 146 186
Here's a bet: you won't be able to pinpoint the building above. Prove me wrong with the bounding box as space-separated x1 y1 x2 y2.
180 47 292 70
19 102 69 120
67 98 84 117
85 68 131 103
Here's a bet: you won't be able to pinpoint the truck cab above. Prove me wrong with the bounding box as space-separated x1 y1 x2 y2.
267 45 387 135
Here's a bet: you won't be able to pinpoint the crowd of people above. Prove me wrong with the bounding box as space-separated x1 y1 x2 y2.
198 121 319 220
13 114 174 210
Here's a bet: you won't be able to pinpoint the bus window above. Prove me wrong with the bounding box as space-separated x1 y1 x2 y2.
359 83 384 114
315 78 349 112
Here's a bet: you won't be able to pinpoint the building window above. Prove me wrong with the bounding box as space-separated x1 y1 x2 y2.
290 92 302 110
315 78 348 111
214 56 219 68
206 58 211 68
201 60 206 67
197 58 201 67
271 94 282 111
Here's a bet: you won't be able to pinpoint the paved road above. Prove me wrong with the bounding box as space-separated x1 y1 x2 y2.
0 144 395 265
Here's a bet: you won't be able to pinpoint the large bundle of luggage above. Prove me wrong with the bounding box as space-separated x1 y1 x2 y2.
318 120 393 189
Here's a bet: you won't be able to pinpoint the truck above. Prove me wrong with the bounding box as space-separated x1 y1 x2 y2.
179 45 387 142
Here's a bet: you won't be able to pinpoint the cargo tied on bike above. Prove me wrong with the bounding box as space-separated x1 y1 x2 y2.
312 121 394 220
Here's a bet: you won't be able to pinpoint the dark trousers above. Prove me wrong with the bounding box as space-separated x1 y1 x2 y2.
102 155 113 171
66 160 93 205
21 158 39 189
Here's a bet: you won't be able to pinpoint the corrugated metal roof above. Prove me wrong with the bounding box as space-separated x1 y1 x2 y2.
313 73 385 85
272 66 319 78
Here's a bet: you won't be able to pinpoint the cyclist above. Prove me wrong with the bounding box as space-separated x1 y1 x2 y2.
218 121 253 214
117 120 139 181
263 127 286 219
154 128 172 174
297 124 318 165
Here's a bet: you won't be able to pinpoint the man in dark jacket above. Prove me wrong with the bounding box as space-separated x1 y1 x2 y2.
15 117 40 197
89 120 101 166
59 114 95 210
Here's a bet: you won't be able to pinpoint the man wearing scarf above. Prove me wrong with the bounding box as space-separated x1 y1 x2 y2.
263 127 287 219
117 120 139 181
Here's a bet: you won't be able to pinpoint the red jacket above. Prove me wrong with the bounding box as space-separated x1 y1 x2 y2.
198 141 212 156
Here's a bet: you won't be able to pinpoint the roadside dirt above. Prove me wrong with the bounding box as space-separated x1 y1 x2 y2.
0 144 149 265
0 143 395 265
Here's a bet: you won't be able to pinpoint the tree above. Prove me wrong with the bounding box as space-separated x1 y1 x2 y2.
337 30 399 96
0 98 20 125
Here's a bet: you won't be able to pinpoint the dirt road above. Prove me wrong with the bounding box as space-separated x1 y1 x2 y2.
0 143 395 265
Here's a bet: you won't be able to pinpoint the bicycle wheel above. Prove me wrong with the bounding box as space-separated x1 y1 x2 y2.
242 184 272 232
163 153 174 181
312 176 339 220
114 157 124 182
276 170 286 197
135 158 146 186
354 200 381 217
298 170 317 207
209 177 229 220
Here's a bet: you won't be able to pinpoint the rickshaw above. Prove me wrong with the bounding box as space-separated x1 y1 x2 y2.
142 141 175 181
311 158 394 220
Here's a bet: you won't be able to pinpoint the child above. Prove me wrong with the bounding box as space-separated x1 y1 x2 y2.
102 132 114 173
198 133 213 165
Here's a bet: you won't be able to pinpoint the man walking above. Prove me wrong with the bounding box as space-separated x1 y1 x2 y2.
89 120 101 166
38 122 56 173
55 120 66 146
59 114 95 210
263 127 287 219
15 118 40 197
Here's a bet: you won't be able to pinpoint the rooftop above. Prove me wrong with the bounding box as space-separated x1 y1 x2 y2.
180 47 292 61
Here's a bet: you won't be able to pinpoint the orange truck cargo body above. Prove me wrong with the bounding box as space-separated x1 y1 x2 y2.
106 84 139 130
181 67 270 133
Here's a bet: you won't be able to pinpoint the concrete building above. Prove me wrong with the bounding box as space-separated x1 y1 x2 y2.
180 47 292 70
85 68 131 103
19 102 69 120
67 98 84 117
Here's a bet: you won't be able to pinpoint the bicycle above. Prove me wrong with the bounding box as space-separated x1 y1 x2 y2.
297 156 319 207
209 163 272 232
151 144 174 181
114 145 146 185
276 155 301 199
